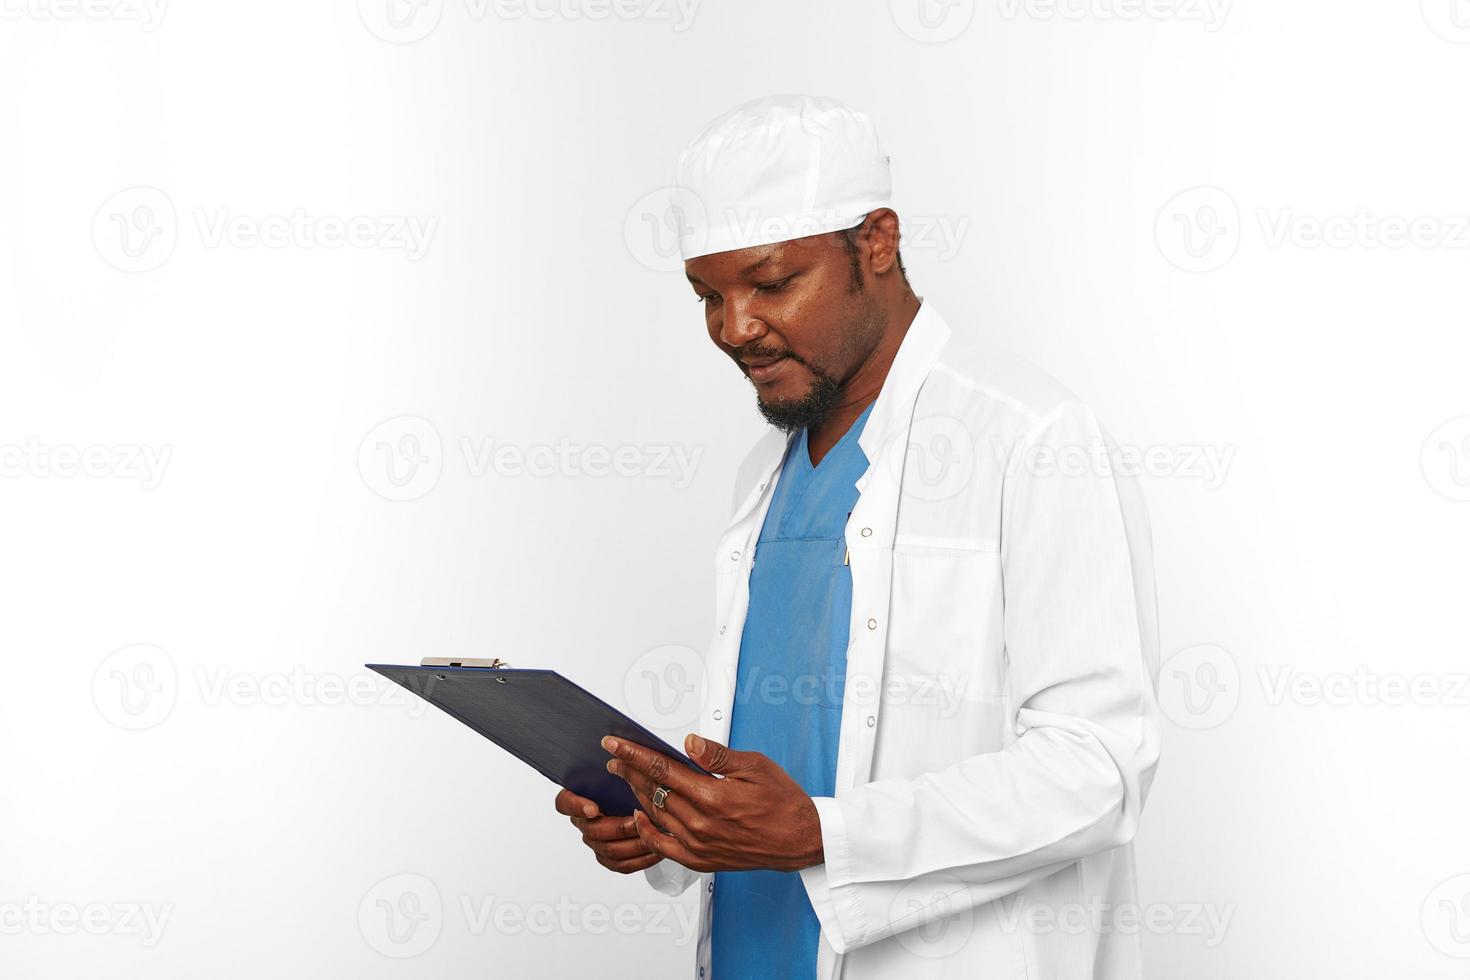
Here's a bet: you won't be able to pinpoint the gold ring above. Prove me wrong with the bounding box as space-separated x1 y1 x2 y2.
652 785 672 809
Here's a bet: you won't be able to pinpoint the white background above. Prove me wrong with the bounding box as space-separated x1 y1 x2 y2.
3 0 1469 976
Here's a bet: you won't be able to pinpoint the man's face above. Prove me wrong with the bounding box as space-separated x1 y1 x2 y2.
685 230 885 433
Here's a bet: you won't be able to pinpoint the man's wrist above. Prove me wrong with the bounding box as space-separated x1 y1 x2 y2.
795 796 825 869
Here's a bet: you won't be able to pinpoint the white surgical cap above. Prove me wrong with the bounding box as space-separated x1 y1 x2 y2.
669 93 892 261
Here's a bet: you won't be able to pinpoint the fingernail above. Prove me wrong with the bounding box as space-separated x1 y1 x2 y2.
601 736 618 752
583 803 597 817
688 734 706 755
605 759 616 774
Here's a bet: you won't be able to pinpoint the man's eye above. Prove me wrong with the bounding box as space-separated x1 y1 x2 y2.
756 277 792 293
696 293 719 305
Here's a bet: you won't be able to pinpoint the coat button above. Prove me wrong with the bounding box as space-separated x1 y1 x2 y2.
867 618 878 630
707 880 714 893
719 625 726 635
759 482 766 491
713 709 723 720
867 715 876 727
730 551 741 561
860 526 872 537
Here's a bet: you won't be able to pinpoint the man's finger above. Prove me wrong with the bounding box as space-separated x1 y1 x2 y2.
554 788 601 819
613 768 704 846
586 834 657 862
574 814 639 841
631 809 708 872
600 736 708 802
687 734 759 778
596 850 664 875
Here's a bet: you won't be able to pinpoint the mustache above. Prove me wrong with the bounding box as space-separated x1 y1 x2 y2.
737 348 800 363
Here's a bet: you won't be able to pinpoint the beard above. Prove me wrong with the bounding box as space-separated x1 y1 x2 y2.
753 364 844 434
751 281 886 435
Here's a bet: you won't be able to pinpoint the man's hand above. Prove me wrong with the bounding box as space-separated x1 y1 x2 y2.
601 733 824 873
554 788 665 874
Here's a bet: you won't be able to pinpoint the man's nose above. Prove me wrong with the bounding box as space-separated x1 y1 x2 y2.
718 297 766 349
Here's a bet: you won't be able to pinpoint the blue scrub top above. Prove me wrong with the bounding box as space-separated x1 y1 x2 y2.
710 400 875 978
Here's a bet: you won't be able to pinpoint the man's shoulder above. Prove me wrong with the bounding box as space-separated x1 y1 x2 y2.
927 324 1092 436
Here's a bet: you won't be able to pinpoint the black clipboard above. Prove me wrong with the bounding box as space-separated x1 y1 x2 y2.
366 664 712 816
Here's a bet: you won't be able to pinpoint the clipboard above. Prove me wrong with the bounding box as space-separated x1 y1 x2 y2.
366 663 712 816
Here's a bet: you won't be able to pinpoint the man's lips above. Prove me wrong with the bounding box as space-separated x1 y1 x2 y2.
743 355 789 382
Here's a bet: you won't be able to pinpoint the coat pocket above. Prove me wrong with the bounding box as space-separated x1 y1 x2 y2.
885 541 1007 704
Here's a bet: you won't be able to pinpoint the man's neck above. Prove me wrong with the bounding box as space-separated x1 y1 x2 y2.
805 293 923 466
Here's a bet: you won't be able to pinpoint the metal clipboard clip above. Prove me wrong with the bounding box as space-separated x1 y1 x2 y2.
419 657 512 669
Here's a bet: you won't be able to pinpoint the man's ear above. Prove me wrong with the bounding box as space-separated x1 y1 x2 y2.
864 208 903 277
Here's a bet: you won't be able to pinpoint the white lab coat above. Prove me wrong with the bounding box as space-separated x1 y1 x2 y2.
645 300 1163 979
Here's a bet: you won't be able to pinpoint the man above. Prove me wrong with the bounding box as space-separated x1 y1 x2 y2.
555 93 1163 979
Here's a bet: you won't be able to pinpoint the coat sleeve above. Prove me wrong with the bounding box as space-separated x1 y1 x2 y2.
797 401 1163 954
643 859 699 897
